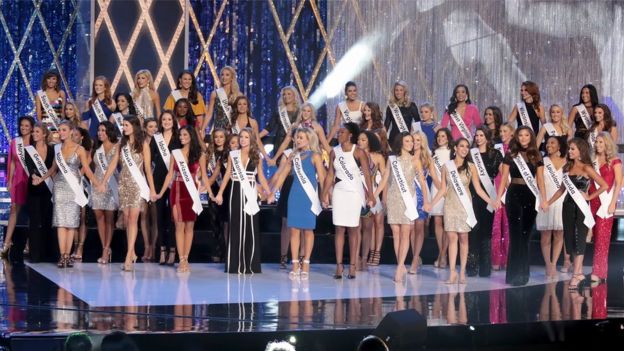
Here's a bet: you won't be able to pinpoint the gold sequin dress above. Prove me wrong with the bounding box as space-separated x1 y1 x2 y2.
118 147 145 210
386 155 417 225
443 167 472 232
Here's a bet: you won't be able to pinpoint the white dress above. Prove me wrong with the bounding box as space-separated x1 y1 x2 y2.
331 145 365 227
429 147 451 216
340 101 363 125
536 157 564 230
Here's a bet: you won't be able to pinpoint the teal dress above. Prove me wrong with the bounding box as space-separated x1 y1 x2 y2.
287 151 319 230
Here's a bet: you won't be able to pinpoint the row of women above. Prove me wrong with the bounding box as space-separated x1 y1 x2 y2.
3 67 621 287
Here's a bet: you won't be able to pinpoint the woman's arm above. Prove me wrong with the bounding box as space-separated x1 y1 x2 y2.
536 126 546 147
584 164 608 201
608 161 623 214
152 90 161 118
256 162 275 203
158 157 176 198
251 119 268 159
271 155 293 192
610 126 618 143
495 163 510 207
321 150 336 205
198 154 212 196
536 165 548 206
507 105 518 125
272 129 294 161
428 166 448 208
202 91 217 131
215 155 233 204
538 104 547 124
78 147 100 188
315 122 332 153
327 105 342 141
35 96 43 121
143 143 157 199
313 153 326 197
567 106 578 137
470 164 496 207
101 145 120 189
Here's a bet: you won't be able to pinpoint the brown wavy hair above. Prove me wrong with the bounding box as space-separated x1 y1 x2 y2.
522 81 541 113
360 101 383 130
564 137 592 172
238 127 259 168
509 125 541 166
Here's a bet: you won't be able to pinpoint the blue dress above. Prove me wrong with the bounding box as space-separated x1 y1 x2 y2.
82 99 112 138
421 121 438 150
287 151 318 230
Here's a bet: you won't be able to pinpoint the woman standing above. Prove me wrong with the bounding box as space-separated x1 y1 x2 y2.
205 128 229 262
419 103 439 150
215 128 274 274
408 131 433 273
440 84 481 141
588 133 622 283
384 81 420 145
536 105 569 147
491 123 514 271
35 69 66 123
24 123 54 263
229 96 268 158
542 138 607 289
322 123 375 279
146 111 179 265
495 126 542 286
1 116 34 258
132 69 161 120
483 106 503 143
205 66 242 131
428 138 496 284
164 71 206 135
140 119 159 262
70 127 93 262
535 136 567 277
82 76 116 138
259 85 302 164
429 128 452 268
91 121 119 264
568 84 599 140
467 127 503 277
328 82 364 141
271 128 326 278
157 126 210 273
588 104 618 148
507 81 546 133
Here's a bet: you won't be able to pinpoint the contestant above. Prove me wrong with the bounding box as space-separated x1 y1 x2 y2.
507 81 546 132
215 128 274 274
536 104 569 147
542 138 606 289
173 98 199 129
229 96 268 158
24 123 54 263
360 102 384 132
408 131 433 273
587 103 618 148
429 128 452 268
322 123 374 279
205 66 242 131
163 70 206 135
467 127 503 277
205 128 228 262
91 121 119 264
428 138 496 284
63 102 82 127
35 69 65 124
482 106 503 143
157 126 210 273
535 135 566 277
145 111 179 265
271 128 326 278
384 80 420 145
273 103 332 160
328 82 364 141
140 118 159 262
440 84 481 140
132 69 161 119
419 103 438 150
491 123 514 271
70 127 93 262
567 84 598 140
1 116 34 259
495 126 542 286
82 76 115 137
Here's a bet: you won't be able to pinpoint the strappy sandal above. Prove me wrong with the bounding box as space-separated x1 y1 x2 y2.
289 259 300 279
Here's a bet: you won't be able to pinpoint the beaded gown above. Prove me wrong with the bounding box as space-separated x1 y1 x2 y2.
91 145 118 211
52 147 82 228
118 147 145 210
386 155 417 225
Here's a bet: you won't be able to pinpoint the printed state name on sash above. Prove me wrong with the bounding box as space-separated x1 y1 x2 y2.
449 111 472 140
543 157 562 189
37 90 59 129
589 130 598 149
95 146 119 205
517 102 533 131
171 89 183 102
230 150 260 215
278 106 291 133
512 155 540 211
389 103 409 133
470 148 496 212
153 133 171 171
593 160 613 219
562 173 595 228
334 145 365 204
216 87 232 124
25 145 53 193
494 143 505 157
121 145 150 201
544 123 558 136
15 137 30 177
92 99 108 123
293 153 322 215
445 160 477 227
112 112 124 133
411 121 422 133
55 144 88 206
577 104 592 130
389 155 418 221
338 102 352 123
172 149 203 215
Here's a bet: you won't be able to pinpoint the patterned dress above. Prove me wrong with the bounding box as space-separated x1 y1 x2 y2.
91 145 118 211
118 146 145 210
386 155 417 225
52 147 82 228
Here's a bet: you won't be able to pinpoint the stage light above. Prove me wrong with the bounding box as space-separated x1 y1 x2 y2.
288 335 297 344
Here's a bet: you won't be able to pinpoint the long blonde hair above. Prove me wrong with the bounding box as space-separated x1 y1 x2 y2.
134 69 155 91
411 130 431 169
595 132 618 167
295 127 321 155
220 66 241 104
549 104 569 135
278 85 302 110
295 102 317 125
388 80 412 107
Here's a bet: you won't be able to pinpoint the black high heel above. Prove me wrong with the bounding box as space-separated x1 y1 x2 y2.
334 263 344 279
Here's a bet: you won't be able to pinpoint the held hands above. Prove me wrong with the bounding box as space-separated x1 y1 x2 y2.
321 193 330 209
214 194 223 205
266 158 277 167
608 202 616 215
581 192 590 201
422 202 431 213
540 201 549 212
94 182 106 194
32 175 42 186
266 192 276 204
150 191 159 202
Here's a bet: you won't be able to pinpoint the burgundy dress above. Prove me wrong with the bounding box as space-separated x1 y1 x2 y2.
170 161 200 222
8 138 29 205
589 158 620 279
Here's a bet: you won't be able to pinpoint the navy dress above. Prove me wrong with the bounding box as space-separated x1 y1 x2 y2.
287 151 318 230
82 99 113 138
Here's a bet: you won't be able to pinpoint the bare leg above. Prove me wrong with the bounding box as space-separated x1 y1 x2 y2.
434 216 447 267
446 231 459 283
360 217 373 269
458 232 468 283
373 211 385 252
123 208 141 268
2 204 21 254
540 230 553 276
95 209 107 259
280 217 290 258
347 226 361 277
140 202 150 261
552 230 564 274
410 219 425 273
334 226 346 276
289 227 301 273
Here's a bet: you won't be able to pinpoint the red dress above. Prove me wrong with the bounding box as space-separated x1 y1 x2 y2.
8 138 29 205
491 143 510 267
589 158 620 279
170 161 200 222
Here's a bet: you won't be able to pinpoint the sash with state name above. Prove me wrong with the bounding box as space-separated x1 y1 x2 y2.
389 103 409 133
95 145 119 206
517 102 533 131
445 160 477 227
470 148 495 212
153 133 171 171
543 123 558 137
121 145 150 201
172 149 203 215
338 101 353 123
37 90 59 129
278 106 292 133
112 112 124 133
55 144 88 206
14 137 30 177
292 152 322 215
512 154 540 211
576 104 592 130
230 149 260 215
449 110 472 140
92 99 108 123
216 87 232 125
562 173 595 228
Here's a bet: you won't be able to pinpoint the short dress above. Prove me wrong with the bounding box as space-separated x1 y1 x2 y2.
443 166 472 233
118 147 145 210
386 155 417 225
413 170 428 220
170 161 200 222
429 147 451 216
331 145 365 227
535 157 564 231
52 148 82 228
91 145 119 211
287 151 319 230
8 138 29 205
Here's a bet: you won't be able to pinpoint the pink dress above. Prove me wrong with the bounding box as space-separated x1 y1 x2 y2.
589 158 620 279
440 104 481 140
491 142 509 267
8 138 29 205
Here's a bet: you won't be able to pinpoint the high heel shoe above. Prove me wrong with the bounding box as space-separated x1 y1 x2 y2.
98 248 112 264
166 248 176 266
66 254 74 268
394 265 406 283
159 247 167 265
347 264 357 279
568 273 585 290
289 260 300 279
121 255 137 271
334 263 344 279
560 260 571 273
177 256 189 273
142 245 152 263
73 242 84 263
445 272 458 284
0 241 12 259
57 254 66 268
370 250 380 266
279 255 288 270
300 260 310 280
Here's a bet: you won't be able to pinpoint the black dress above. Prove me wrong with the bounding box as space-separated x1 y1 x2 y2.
562 175 591 258
263 109 298 155
467 150 503 277
25 145 54 263
503 152 541 286
226 159 261 274
384 102 420 146
520 103 541 133
150 136 179 249
572 104 592 140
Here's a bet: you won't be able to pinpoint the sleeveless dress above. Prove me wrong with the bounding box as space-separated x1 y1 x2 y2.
535 157 564 230
91 145 119 211
340 101 363 125
118 147 145 210
429 147 451 216
227 158 261 274
287 151 318 230
443 166 471 232
413 169 428 220
384 102 420 145
134 88 154 119
83 99 113 138
331 145 365 227
8 138 29 205
562 175 591 257
572 104 592 140
40 94 63 128
170 160 200 222
386 155 417 225
213 95 234 130
52 147 82 228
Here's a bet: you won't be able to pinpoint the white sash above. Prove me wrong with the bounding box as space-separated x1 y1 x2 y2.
589 130 598 149
292 152 322 215
112 112 124 133
449 110 472 140
153 133 171 171
25 145 53 193
334 145 364 203
411 121 422 133
95 145 119 205
494 143 505 157
577 104 592 130
338 101 352 123
171 89 183 102
445 160 477 227
512 155 540 211
172 149 203 215
278 106 291 132
562 173 595 228
544 123 558 136
92 99 108 123
231 123 240 135
543 157 563 190
230 150 260 215
389 155 418 221
517 102 533 131
389 103 409 133
283 148 293 158
55 144 88 207
593 160 614 219
37 90 59 122
432 152 443 178
14 137 30 177
470 148 495 212
121 145 150 201
216 87 232 124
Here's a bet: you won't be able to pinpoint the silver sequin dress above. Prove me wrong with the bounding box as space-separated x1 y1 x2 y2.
118 148 145 210
52 151 82 228
91 145 119 211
